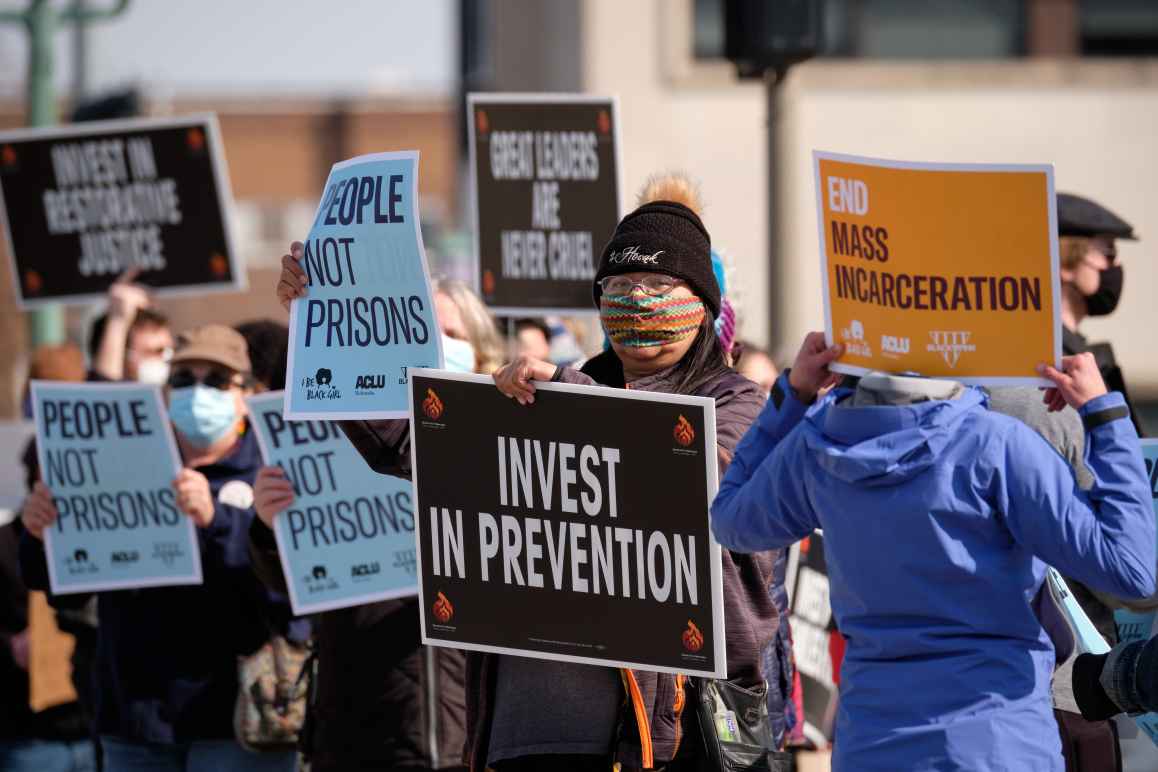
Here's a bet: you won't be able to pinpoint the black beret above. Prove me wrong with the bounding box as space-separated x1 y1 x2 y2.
1057 193 1137 240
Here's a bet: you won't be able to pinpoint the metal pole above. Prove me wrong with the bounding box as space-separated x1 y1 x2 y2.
766 67 786 357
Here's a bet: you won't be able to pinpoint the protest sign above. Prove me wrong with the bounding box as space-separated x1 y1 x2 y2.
785 531 841 744
813 151 1061 385
408 369 725 677
0 115 242 307
30 381 200 594
247 392 418 614
1113 439 1158 746
468 94 621 314
285 151 442 420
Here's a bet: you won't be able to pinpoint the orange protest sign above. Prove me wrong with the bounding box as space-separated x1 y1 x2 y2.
814 152 1061 385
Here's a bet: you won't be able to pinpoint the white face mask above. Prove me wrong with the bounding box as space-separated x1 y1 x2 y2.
442 334 476 373
136 358 171 385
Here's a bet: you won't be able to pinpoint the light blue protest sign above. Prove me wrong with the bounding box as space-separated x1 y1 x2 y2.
284 151 442 420
31 381 201 594
248 392 418 614
1113 439 1158 746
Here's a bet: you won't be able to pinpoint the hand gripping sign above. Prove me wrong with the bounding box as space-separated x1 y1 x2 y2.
248 392 418 614
31 381 201 594
814 151 1062 385
285 151 442 420
408 370 726 678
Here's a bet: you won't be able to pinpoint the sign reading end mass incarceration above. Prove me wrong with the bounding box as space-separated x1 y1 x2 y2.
469 94 621 314
248 392 418 615
0 115 242 307
31 382 201 594
815 151 1061 385
409 370 725 678
285 151 442 420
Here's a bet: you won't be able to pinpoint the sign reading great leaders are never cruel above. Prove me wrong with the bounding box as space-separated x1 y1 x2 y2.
814 151 1062 385
469 94 621 314
0 115 242 307
409 370 726 678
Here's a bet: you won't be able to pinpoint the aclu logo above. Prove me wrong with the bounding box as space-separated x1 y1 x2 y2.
880 334 910 358
110 550 140 565
354 373 386 396
840 319 871 357
927 331 976 368
351 561 381 581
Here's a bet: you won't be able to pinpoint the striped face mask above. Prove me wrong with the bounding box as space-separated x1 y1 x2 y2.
600 293 706 348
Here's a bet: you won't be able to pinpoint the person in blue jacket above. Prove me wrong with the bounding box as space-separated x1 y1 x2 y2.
711 332 1156 772
20 325 306 772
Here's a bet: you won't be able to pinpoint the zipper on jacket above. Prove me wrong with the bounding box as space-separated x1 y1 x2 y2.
424 645 440 768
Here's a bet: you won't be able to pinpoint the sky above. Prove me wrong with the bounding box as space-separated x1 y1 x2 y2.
0 0 456 100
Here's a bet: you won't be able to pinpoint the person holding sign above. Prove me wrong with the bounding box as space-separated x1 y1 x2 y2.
488 175 784 772
20 325 304 772
711 336 1156 771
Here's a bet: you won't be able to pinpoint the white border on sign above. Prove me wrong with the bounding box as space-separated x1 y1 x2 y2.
246 391 419 615
812 149 1061 388
30 380 202 595
0 114 246 309
406 367 727 680
283 150 444 421
466 92 622 317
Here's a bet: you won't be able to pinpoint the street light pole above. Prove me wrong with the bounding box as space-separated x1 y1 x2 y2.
0 0 131 347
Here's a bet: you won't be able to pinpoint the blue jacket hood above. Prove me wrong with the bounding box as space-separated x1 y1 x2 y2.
802 387 988 487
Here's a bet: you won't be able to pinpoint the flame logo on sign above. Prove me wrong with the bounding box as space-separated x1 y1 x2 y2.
186 127 205 151
208 253 228 277
597 109 611 134
482 269 496 295
476 109 489 134
24 269 42 294
673 415 695 447
423 388 444 421
1 145 15 167
682 620 704 652
433 591 454 623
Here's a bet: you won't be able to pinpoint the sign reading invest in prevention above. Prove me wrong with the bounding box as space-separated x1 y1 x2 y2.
814 151 1061 385
0 115 242 308
409 370 726 678
285 151 442 420
469 94 621 314
31 381 201 594
248 392 418 615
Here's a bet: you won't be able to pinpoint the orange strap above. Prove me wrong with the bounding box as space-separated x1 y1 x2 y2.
620 668 654 768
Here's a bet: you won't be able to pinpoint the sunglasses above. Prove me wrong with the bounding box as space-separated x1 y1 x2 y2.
167 368 242 391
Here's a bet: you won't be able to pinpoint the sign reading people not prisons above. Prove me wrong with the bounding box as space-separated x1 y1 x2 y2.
31 382 201 594
285 151 442 420
814 151 1062 385
248 392 418 615
469 94 621 314
408 370 726 678
0 115 242 307
1113 439 1158 747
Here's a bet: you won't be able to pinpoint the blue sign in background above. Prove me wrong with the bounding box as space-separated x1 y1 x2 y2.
31 381 200 594
284 151 442 420
248 392 418 614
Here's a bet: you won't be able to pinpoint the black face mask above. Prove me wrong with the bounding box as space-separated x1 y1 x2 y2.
1084 264 1124 317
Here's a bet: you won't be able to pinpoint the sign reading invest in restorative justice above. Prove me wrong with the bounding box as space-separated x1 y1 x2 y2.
285 151 442 421
31 381 201 594
409 370 726 678
248 392 418 615
469 94 621 314
814 151 1062 385
0 115 242 307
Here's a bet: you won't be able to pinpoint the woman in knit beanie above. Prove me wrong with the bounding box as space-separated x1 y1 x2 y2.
489 174 788 772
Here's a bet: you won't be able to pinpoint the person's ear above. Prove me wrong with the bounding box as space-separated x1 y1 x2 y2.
1059 264 1075 284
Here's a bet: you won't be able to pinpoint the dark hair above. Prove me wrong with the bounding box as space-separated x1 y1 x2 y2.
87 307 170 360
514 318 552 342
670 313 732 396
235 319 289 391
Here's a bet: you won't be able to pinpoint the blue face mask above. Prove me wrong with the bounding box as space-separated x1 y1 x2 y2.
168 385 238 448
442 334 476 373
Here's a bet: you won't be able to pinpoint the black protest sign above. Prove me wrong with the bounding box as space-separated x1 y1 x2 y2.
469 95 620 314
0 115 241 307
409 370 725 677
786 531 841 741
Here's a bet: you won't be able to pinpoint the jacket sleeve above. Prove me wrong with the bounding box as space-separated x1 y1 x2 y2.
999 393 1157 600
711 373 819 553
247 516 289 595
338 419 412 479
